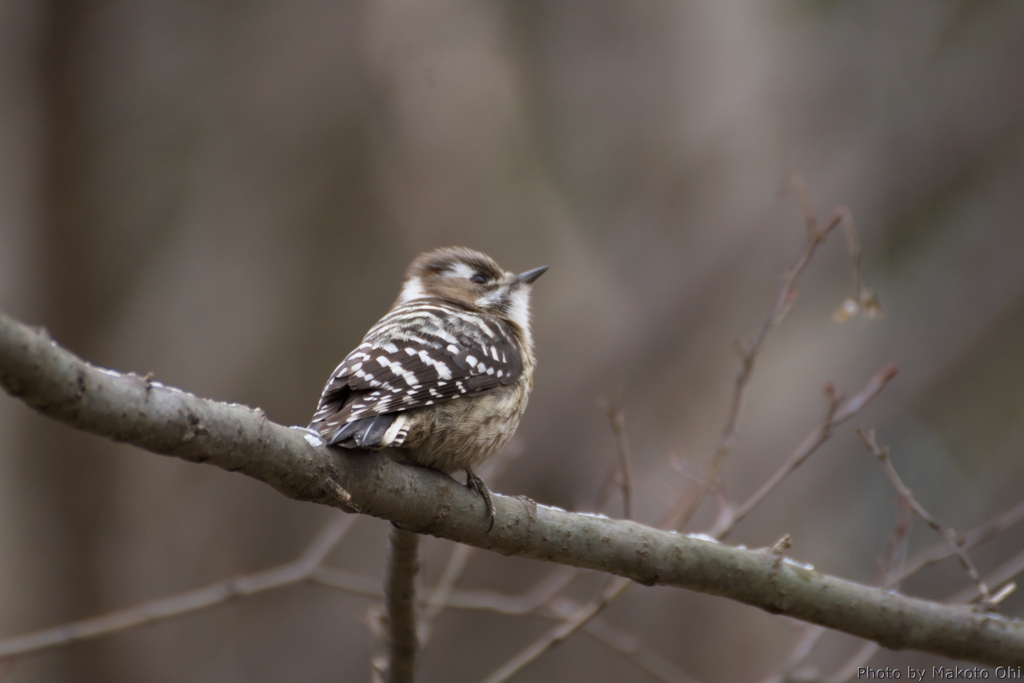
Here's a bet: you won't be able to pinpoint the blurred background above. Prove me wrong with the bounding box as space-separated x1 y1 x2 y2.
2 1 1024 681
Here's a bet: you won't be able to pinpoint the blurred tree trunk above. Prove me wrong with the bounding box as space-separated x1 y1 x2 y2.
34 2 115 680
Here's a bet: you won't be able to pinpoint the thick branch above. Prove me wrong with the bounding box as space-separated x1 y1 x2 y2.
1 312 1022 666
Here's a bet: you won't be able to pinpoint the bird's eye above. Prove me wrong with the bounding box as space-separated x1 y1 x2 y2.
470 273 487 284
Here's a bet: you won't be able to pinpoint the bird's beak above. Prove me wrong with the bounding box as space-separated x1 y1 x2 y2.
513 265 549 285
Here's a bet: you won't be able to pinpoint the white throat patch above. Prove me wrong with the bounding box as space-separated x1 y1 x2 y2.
507 286 533 344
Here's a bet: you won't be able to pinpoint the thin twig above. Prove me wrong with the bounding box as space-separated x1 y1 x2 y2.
486 465 928 683
708 365 899 539
311 564 583 618
893 498 1024 584
676 178 860 531
758 493 912 683
857 428 993 605
478 185 888 681
757 626 826 683
547 598 702 683
478 576 633 683
417 544 473 647
0 514 356 660
825 642 880 683
946 546 1024 606
600 396 634 520
783 498 1024 682
318 558 697 683
493 577 708 683
876 496 912 586
448 565 580 614
310 566 385 597
825 497 1024 682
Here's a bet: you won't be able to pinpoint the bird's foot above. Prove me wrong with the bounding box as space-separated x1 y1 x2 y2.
465 468 495 532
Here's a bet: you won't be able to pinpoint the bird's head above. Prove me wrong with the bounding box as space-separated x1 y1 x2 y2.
395 247 547 328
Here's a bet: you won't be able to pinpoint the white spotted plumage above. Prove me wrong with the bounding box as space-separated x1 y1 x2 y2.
309 299 524 431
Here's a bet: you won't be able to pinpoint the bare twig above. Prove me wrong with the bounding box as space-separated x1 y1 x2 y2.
488 427 895 683
477 185 889 680
451 566 580 616
385 526 419 683
310 566 385 597
479 576 633 683
818 489 1024 676
825 495 1024 682
876 496 912 585
857 428 993 605
492 576 705 683
708 365 899 539
333 571 699 683
757 626 826 683
311 564 583 618
417 544 474 646
894 498 1024 584
370 574 698 683
600 397 634 520
0 513 356 660
758 492 912 683
677 178 863 531
548 597 702 683
947 546 1024 606
826 642 880 683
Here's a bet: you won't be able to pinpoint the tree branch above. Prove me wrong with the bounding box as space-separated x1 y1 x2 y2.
858 428 994 605
676 178 869 531
0 514 357 659
385 526 419 683
1 311 1023 666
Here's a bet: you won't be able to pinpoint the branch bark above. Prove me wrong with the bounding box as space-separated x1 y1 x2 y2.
1 311 1022 667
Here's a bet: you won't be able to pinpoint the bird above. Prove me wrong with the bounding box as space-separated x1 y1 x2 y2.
309 246 546 529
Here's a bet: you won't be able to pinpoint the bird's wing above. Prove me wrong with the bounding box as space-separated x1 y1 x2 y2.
310 302 522 444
